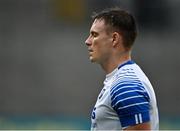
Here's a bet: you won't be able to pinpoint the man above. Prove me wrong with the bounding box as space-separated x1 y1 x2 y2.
85 8 159 130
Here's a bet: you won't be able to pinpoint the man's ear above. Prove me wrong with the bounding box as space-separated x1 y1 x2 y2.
112 32 122 47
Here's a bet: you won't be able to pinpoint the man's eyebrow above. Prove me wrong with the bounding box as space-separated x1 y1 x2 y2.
90 30 98 35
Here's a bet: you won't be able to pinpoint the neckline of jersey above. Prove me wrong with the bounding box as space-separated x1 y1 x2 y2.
118 60 135 69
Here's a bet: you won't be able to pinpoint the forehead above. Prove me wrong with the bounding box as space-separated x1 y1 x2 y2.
90 19 107 33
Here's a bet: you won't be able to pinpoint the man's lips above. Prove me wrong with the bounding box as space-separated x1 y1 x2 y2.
88 49 93 56
88 49 93 52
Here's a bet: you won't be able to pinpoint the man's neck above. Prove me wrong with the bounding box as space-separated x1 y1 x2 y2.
100 52 131 74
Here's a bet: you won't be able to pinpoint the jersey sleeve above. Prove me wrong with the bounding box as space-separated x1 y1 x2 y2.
110 79 150 128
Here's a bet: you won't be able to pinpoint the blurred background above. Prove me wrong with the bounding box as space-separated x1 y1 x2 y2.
0 0 180 130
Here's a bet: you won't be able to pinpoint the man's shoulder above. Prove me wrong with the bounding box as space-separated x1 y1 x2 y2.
110 63 146 93
113 64 139 82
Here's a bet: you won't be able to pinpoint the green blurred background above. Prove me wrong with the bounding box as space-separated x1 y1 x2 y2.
0 0 180 130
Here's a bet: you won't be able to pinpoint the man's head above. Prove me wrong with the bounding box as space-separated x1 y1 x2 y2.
85 8 137 64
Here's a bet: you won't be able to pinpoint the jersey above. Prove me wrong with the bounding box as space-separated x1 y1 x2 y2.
91 60 159 130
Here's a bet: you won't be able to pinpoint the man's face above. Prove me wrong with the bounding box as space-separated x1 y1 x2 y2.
85 19 113 64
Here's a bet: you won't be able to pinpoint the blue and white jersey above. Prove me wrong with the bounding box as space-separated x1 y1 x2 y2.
91 60 159 130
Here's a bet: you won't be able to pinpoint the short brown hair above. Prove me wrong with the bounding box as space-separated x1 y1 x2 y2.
92 8 137 50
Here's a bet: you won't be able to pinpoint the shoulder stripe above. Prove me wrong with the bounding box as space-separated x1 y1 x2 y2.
112 77 140 87
111 82 144 95
111 89 146 102
118 101 149 110
111 79 143 88
112 95 144 108
111 85 144 96
119 74 137 78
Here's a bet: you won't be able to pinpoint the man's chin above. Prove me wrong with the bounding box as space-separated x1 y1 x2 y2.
89 57 97 63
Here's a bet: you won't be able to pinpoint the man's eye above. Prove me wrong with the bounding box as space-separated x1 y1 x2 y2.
92 32 98 37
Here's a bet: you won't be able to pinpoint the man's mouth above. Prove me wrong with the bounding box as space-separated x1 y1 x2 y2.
88 49 93 52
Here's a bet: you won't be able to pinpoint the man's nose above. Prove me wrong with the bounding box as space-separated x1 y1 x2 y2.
85 36 91 46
